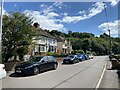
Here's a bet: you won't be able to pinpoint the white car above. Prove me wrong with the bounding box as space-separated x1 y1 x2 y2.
0 64 6 79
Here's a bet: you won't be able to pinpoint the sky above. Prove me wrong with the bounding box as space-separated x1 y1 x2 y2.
1 1 119 37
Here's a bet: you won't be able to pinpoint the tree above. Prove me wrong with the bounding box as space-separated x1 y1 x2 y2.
112 42 120 54
82 39 91 53
91 39 105 55
2 12 35 62
100 33 109 39
71 39 83 50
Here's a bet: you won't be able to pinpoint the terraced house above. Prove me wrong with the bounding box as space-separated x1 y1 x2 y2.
57 37 72 55
30 23 57 55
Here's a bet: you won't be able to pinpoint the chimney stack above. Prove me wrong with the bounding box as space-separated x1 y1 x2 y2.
33 22 40 28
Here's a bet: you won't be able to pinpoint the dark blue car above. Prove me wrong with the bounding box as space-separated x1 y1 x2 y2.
83 54 89 60
63 55 79 64
77 54 85 61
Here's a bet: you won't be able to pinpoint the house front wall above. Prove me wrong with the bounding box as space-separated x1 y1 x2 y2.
57 40 72 55
32 36 57 55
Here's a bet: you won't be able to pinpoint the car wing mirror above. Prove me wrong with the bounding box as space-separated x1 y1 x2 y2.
41 60 45 63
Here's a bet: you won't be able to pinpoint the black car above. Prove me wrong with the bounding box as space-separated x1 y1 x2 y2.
15 56 58 75
63 55 79 64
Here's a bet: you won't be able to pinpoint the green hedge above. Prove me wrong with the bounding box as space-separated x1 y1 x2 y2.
46 52 67 57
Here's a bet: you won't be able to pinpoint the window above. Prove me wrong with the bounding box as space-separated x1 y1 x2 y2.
48 56 55 61
42 56 48 61
41 37 45 42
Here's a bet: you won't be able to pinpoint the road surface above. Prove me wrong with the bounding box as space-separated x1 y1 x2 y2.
2 56 107 89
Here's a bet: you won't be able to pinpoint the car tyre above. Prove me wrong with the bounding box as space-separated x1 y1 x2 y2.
33 67 39 75
73 60 76 64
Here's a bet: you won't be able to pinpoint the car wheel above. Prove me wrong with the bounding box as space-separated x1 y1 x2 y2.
33 67 39 75
73 60 75 64
53 64 57 70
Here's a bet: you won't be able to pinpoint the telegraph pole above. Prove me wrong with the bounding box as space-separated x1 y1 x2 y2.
108 29 112 55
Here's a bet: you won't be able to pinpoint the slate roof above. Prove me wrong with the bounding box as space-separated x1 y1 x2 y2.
57 37 65 42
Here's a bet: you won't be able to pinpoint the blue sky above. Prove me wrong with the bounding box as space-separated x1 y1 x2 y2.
3 1 119 37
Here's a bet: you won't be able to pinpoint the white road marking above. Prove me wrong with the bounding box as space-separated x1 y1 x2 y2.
95 63 107 89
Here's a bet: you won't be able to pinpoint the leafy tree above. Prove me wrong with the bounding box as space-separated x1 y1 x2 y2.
91 39 105 55
82 39 91 53
71 39 83 50
112 42 120 54
100 33 109 39
2 12 35 62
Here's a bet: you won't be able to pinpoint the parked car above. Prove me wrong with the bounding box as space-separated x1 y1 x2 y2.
0 64 6 79
76 54 85 61
88 54 94 59
83 54 89 60
15 56 58 75
63 55 79 64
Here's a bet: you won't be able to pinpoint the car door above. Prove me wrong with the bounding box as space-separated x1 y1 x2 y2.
47 56 55 69
39 56 49 71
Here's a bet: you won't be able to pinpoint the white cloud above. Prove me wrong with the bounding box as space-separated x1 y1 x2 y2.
47 12 59 18
40 4 46 8
23 2 67 31
62 2 105 23
53 2 63 7
41 5 54 15
79 11 86 14
107 0 119 6
24 10 64 31
53 2 64 9
88 2 104 18
98 20 119 37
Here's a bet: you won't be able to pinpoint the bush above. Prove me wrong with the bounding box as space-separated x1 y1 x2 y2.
76 50 85 54
46 52 55 56
91 52 96 56
116 54 120 60
71 50 77 55
46 52 67 57
86 51 91 54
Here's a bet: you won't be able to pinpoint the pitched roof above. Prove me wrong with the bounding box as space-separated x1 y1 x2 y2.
39 28 56 39
57 37 65 42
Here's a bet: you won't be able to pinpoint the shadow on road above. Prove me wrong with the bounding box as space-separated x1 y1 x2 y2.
62 63 73 65
9 73 34 78
9 69 55 78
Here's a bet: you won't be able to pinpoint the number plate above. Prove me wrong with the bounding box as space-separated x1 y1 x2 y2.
16 70 21 73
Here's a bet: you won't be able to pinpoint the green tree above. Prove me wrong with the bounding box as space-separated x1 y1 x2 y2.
82 39 91 53
71 39 83 50
2 12 35 62
112 42 120 54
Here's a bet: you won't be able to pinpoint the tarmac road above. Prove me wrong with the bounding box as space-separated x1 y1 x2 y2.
2 56 107 89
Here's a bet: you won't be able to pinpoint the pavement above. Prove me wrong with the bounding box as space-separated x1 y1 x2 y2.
99 58 120 89
0 56 119 89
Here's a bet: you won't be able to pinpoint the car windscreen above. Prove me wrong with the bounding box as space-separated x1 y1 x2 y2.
30 57 43 62
77 54 83 57
67 55 74 58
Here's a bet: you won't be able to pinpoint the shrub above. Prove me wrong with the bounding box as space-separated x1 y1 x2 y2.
76 50 85 54
46 52 67 57
71 50 77 55
86 51 91 54
46 52 55 56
